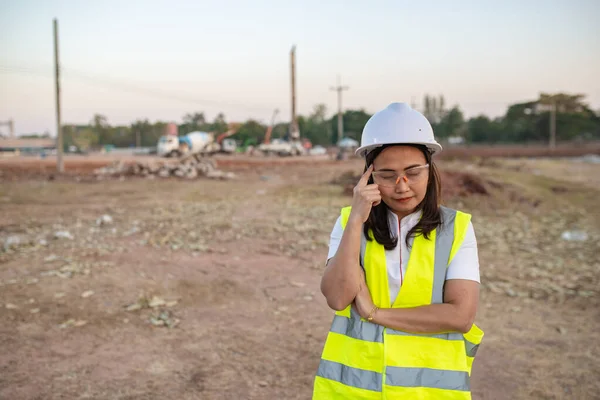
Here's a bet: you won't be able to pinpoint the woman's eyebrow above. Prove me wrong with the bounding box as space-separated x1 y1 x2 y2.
404 164 422 170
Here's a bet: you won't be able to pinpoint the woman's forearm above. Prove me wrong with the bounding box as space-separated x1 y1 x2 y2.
372 303 474 334
320 217 364 311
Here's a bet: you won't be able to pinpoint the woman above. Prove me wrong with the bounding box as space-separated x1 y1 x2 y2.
313 103 484 400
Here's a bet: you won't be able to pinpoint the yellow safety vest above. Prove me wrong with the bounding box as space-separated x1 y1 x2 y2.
313 206 484 400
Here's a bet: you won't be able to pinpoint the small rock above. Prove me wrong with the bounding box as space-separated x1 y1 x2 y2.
560 230 588 242
123 227 140 236
54 231 74 240
126 303 143 311
557 326 567 335
3 235 22 251
30 308 40 314
6 303 18 309
290 281 306 288
81 290 95 298
165 300 178 307
303 295 314 301
44 254 59 263
150 317 166 326
149 296 166 308
258 381 268 387
59 319 76 329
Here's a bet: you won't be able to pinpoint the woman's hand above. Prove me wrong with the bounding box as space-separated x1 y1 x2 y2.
352 270 376 319
349 165 381 224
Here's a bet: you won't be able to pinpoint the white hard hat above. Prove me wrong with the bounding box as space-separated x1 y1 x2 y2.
356 102 442 158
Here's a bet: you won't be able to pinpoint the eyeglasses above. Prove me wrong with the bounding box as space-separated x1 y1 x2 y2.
371 164 430 187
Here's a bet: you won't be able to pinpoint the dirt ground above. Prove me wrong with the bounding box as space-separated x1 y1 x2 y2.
1 154 599 400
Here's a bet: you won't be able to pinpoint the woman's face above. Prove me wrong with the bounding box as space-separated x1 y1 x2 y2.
371 145 430 218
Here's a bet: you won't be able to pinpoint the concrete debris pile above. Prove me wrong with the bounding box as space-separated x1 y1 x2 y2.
93 156 236 180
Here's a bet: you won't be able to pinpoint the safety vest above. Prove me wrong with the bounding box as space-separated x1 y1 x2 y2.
313 206 484 400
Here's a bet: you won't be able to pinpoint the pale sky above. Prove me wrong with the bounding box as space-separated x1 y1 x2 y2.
1 0 599 136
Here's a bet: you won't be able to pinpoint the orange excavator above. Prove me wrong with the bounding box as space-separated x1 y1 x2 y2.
215 123 241 154
262 109 279 145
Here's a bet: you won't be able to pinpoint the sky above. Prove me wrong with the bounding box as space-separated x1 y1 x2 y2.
1 0 599 136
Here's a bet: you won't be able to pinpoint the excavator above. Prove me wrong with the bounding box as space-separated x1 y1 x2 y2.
262 109 279 145
258 109 306 156
215 123 241 154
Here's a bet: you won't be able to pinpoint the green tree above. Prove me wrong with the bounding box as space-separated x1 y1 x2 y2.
209 113 228 133
180 112 209 134
466 115 505 143
72 128 98 151
436 106 465 139
330 109 371 145
92 114 111 144
299 104 330 146
235 120 267 145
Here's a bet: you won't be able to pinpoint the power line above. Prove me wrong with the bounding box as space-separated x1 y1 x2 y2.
0 64 274 116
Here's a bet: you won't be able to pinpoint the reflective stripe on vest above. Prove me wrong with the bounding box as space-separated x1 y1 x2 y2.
313 206 484 400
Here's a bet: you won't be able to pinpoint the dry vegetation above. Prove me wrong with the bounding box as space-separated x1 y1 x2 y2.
0 154 599 399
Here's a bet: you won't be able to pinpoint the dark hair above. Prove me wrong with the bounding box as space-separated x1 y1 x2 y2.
363 144 442 250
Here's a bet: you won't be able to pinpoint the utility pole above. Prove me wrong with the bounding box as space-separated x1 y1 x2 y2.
550 101 556 151
330 75 349 144
54 18 64 173
289 45 299 140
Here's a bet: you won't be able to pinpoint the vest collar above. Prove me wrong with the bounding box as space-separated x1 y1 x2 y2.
388 209 423 232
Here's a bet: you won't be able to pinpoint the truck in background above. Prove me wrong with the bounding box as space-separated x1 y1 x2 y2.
157 123 239 158
255 110 308 156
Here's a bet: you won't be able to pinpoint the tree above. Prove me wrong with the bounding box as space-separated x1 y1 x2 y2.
235 120 267 146
299 104 330 146
91 114 111 144
210 113 228 133
423 94 446 124
436 106 465 139
183 112 206 126
180 112 209 134
131 119 156 147
330 109 371 145
72 128 98 151
466 115 505 143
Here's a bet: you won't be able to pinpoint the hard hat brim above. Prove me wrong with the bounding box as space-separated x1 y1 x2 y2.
355 142 443 158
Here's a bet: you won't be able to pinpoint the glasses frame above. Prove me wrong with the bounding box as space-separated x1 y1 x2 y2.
371 164 430 187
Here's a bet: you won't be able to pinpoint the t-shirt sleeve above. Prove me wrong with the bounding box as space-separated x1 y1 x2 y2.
327 216 344 261
445 221 481 283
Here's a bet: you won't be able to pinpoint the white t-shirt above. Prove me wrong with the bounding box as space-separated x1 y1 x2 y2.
327 209 480 304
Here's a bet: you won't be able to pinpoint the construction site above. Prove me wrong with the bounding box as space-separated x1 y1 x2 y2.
2 7 600 399
1 144 599 399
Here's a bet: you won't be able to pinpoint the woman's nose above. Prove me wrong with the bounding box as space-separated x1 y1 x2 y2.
395 176 410 192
